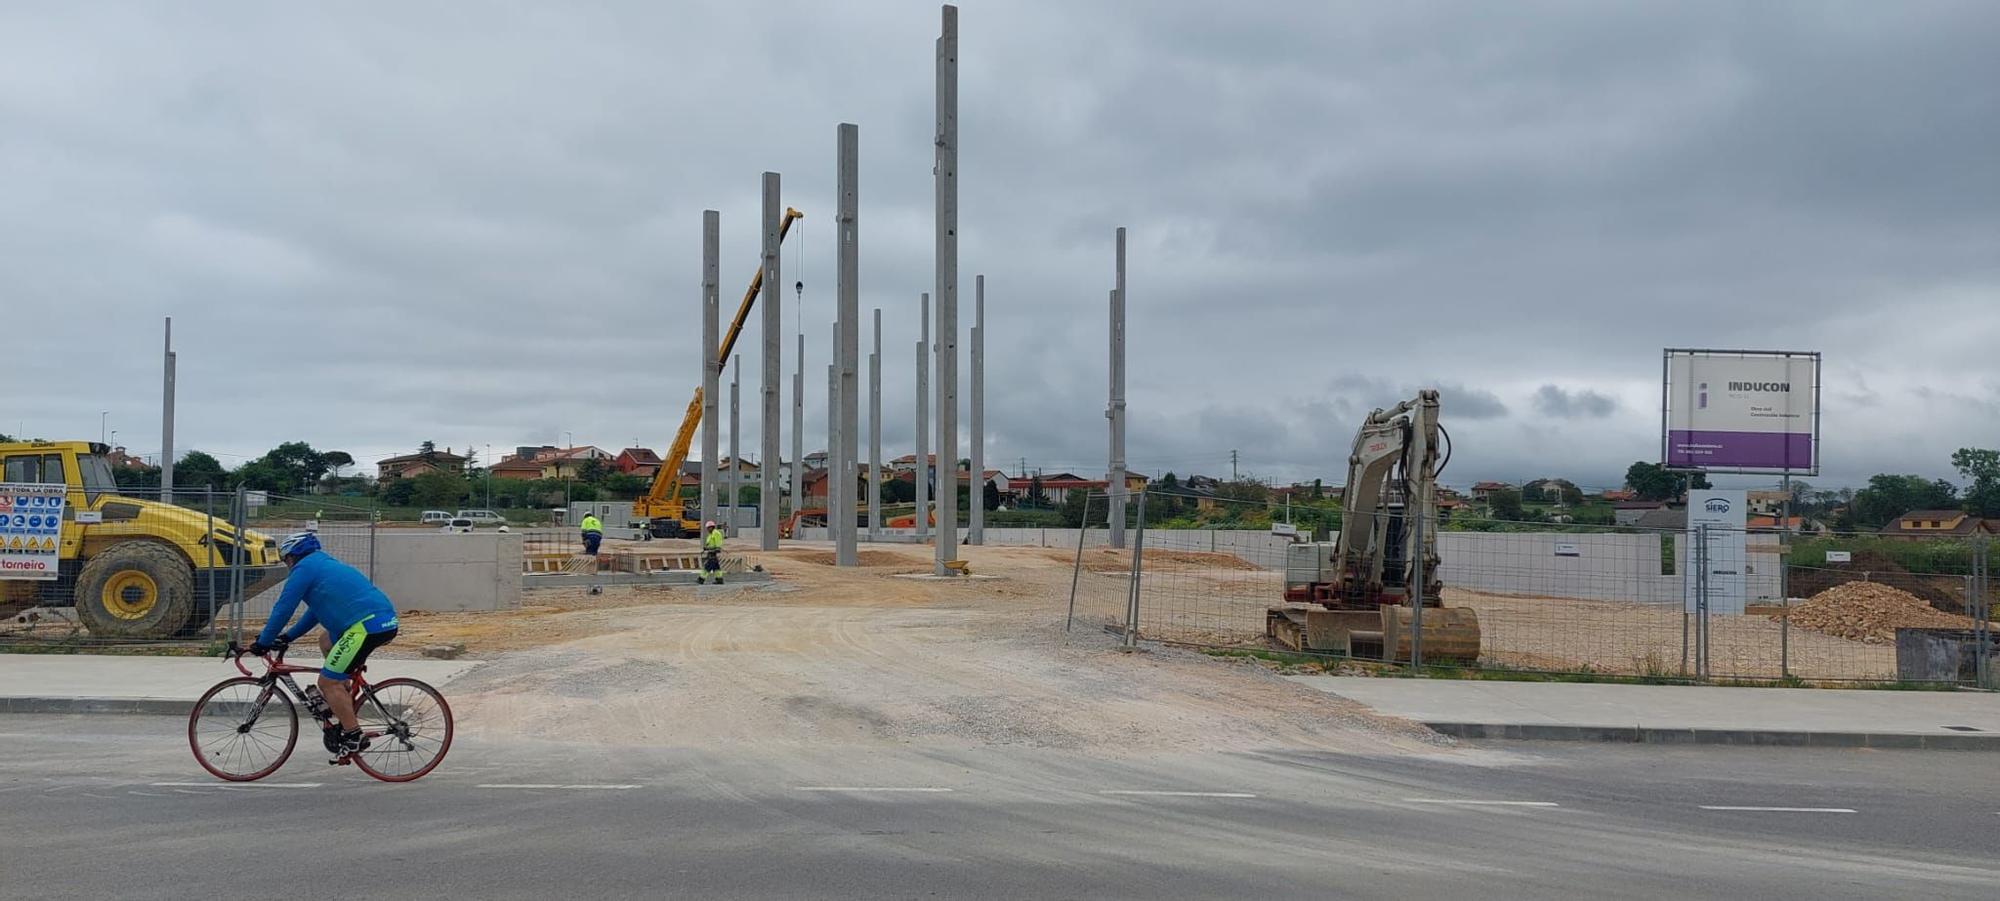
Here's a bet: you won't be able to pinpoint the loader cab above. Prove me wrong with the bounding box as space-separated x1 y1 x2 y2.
2 442 118 504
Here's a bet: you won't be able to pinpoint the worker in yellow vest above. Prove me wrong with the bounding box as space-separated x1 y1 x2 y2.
580 512 603 555
699 520 724 584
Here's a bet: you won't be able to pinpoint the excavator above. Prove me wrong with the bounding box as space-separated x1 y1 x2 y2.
633 207 803 539
1266 390 1482 663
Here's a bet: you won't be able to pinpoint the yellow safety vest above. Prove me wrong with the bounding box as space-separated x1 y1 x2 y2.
704 528 724 550
580 516 602 533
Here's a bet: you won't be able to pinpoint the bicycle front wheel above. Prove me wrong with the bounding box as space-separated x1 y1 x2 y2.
351 678 454 782
188 677 299 782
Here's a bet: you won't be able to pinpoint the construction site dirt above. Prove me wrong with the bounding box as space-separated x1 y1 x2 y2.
382 544 1446 756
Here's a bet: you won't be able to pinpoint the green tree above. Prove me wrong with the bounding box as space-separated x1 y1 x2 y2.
982 479 1001 511
1489 487 1527 521
1024 475 1048 509
322 450 355 477
230 460 289 493
1951 448 2000 517
603 473 646 498
176 451 229 490
410 471 470 507
1624 462 1709 501
577 457 612 485
380 478 417 506
882 477 914 504
1849 474 1958 529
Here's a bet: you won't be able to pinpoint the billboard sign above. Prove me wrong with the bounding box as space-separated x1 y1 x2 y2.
1685 489 1747 616
1662 349 1819 475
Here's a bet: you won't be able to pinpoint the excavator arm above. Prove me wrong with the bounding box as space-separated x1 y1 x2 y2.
634 207 804 537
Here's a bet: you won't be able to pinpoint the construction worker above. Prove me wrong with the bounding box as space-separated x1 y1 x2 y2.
580 511 603 555
699 519 724 584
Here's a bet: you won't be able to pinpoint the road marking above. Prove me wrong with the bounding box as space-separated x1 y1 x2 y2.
1402 799 1560 807
151 782 322 789
1100 790 1258 799
475 784 641 790
1699 806 1855 813
794 786 955 793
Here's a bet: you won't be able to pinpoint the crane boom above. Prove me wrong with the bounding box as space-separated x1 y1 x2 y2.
633 207 804 538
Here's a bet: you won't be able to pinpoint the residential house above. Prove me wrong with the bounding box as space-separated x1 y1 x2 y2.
803 450 829 472
717 457 760 486
1878 510 1993 539
615 447 663 479
1600 488 1637 502
1747 515 1808 533
1613 499 1669 526
1470 481 1511 502
376 448 468 480
1747 489 1791 517
489 455 547 481
802 467 870 505
536 446 612 480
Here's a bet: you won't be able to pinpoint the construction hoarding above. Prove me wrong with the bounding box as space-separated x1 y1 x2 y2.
1662 349 1820 474
0 483 66 580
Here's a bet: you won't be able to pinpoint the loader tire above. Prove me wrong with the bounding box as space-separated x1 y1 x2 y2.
74 542 196 639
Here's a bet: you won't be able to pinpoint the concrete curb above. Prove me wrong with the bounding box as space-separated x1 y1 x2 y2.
1426 721 2000 751
2 697 193 716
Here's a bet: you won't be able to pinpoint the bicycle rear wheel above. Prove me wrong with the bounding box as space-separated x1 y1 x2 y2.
188 677 298 782
350 678 454 782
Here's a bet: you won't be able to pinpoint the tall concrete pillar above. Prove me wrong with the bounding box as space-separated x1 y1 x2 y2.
827 359 838 539
933 3 960 574
792 332 804 521
699 211 721 531
1108 228 1128 548
969 275 984 545
160 317 176 504
760 172 782 549
728 355 741 536
868 308 882 541
915 293 929 540
835 122 861 565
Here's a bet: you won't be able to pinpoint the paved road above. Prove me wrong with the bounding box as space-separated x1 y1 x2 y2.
4 714 1996 900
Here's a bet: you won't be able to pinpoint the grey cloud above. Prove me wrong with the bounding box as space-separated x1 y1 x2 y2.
1532 385 1618 419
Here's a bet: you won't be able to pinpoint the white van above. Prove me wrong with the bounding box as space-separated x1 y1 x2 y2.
420 510 454 525
456 509 507 527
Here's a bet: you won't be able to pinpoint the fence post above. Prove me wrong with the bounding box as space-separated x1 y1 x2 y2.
1977 536 1991 688
1409 506 1426 671
1696 524 1711 678
1065 493 1093 633
1779 540 1790 680
1123 491 1148 648
229 486 247 648
203 488 217 642
367 509 379 580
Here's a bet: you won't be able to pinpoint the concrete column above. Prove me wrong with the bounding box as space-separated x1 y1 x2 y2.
969 274 984 545
792 332 804 521
915 293 929 540
933 3 960 574
760 172 782 549
868 308 882 541
700 210 721 531
827 359 838 537
728 355 741 536
836 122 861 565
1108 228 1128 549
160 317 175 504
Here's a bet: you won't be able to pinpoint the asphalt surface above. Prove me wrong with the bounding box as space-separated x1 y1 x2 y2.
4 714 1997 900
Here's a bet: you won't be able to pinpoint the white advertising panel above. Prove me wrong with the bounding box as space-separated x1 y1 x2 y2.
1663 350 1819 474
1685 489 1747 615
0 483 67 581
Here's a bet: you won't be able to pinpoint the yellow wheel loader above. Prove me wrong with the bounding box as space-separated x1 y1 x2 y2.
0 440 285 638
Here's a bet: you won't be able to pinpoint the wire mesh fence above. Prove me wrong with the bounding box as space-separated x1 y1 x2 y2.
1078 488 1996 685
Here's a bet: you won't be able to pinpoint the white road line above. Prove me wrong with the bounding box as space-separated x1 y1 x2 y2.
150 782 322 789
475 784 641 790
1699 806 1855 813
794 786 955 793
1403 799 1560 807
1100 790 1259 799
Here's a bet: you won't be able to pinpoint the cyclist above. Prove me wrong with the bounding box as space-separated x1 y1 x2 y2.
249 532 400 759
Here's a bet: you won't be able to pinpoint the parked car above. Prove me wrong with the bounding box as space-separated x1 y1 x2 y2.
455 509 507 526
420 510 454 525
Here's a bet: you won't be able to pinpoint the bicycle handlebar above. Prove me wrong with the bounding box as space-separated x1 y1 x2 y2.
225 641 289 678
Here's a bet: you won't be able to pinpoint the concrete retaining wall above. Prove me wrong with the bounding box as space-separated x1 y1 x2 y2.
243 532 524 619
1436 532 1781 605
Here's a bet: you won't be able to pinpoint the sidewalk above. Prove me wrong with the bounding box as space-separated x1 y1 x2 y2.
0 653 483 715
1288 676 2000 750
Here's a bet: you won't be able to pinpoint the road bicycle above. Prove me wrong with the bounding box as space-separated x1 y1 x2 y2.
187 642 454 782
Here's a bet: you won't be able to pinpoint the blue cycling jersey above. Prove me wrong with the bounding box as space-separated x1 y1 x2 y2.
255 551 399 646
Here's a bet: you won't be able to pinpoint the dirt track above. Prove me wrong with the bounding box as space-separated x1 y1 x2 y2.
396 545 1442 755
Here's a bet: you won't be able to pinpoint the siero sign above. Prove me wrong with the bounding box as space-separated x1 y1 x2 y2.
1685 489 1748 615
1662 349 1819 475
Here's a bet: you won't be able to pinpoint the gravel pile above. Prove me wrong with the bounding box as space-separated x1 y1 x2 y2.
1778 582 1978 644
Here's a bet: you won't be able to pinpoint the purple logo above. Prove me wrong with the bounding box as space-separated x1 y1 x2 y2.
1704 498 1731 513
1697 382 1708 409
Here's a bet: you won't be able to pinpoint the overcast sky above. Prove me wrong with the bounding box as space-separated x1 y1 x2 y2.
6 1 1996 491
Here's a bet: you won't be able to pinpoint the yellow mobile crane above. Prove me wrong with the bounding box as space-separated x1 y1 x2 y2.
633 207 803 539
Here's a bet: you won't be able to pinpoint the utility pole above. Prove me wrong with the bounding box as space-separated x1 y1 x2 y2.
700 210 721 533
915 293 929 540
160 317 176 504
869 308 882 541
728 355 741 537
969 274 984 545
1231 449 1239 481
1107 227 1128 549
792 332 804 522
934 3 960 574
760 172 782 549
836 122 861 565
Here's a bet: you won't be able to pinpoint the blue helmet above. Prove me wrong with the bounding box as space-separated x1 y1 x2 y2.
278 531 321 560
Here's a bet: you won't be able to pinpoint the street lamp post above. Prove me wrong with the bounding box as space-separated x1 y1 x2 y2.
100 412 108 444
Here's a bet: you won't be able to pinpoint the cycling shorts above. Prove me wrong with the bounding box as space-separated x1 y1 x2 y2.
323 619 398 681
